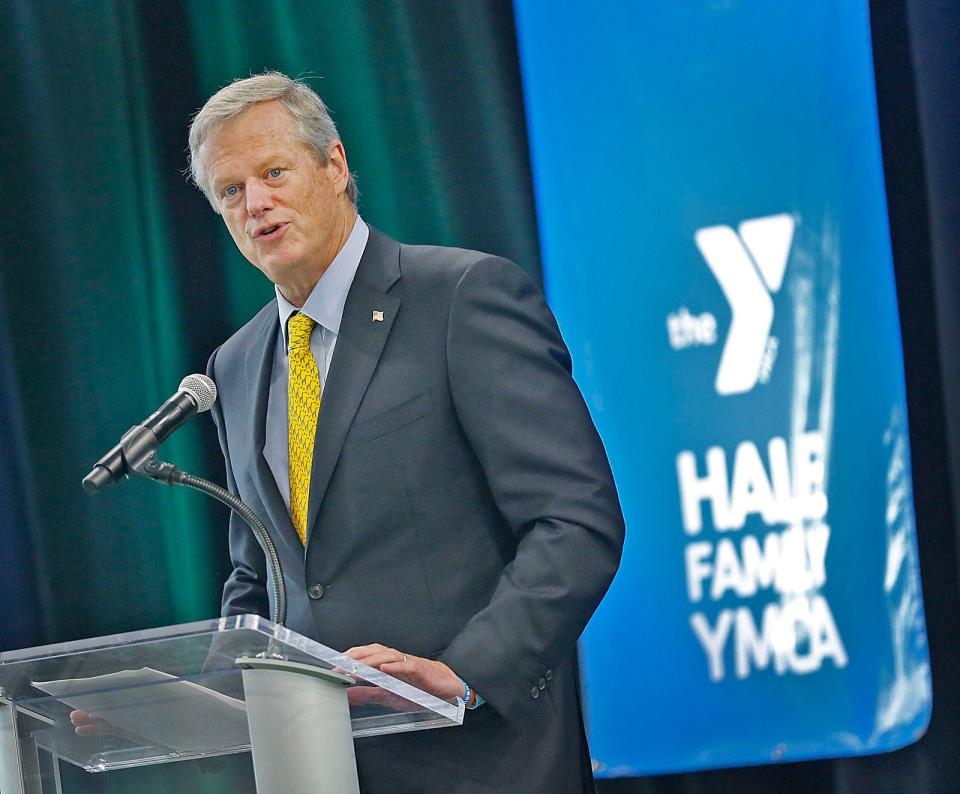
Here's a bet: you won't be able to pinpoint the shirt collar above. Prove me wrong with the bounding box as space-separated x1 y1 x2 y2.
276 215 369 350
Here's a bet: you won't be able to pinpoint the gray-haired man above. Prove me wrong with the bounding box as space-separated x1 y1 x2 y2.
192 71 624 793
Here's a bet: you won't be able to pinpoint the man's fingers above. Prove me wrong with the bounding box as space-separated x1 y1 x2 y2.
345 647 435 688
342 644 463 700
69 710 114 737
379 659 417 673
379 660 420 680
69 711 100 728
353 651 409 670
75 722 106 737
345 644 406 668
344 643 389 657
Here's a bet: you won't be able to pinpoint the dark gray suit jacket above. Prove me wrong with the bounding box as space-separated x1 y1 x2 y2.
207 228 624 792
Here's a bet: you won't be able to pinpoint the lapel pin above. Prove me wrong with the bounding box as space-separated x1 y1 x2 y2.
372 310 384 322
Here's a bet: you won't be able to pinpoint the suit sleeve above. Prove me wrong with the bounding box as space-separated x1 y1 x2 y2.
437 256 625 729
207 347 270 619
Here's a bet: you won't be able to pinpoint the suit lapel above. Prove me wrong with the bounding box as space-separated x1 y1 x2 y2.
305 229 401 544
244 307 304 555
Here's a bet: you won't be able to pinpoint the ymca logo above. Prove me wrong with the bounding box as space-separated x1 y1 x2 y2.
667 214 795 396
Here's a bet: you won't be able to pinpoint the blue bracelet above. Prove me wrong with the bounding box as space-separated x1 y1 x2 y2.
457 676 484 709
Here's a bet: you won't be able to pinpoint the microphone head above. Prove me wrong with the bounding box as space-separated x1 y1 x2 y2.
179 374 217 413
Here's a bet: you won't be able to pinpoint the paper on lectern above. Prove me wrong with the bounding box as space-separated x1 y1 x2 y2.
32 667 249 752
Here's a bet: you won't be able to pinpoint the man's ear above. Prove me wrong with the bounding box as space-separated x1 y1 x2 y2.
326 141 350 195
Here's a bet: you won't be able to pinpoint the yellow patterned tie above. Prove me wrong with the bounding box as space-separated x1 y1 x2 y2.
287 312 321 544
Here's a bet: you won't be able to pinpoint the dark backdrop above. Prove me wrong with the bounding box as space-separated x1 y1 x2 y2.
0 1 956 791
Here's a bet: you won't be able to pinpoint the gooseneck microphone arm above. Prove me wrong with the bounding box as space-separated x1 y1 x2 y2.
82 375 287 626
175 475 287 626
120 428 287 626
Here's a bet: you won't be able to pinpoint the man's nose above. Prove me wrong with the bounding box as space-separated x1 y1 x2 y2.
245 179 273 216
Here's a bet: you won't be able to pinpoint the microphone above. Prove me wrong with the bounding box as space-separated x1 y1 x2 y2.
82 374 217 494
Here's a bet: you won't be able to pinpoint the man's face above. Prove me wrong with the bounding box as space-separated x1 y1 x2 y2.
202 100 352 294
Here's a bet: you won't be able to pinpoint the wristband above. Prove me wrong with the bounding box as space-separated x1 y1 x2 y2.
461 679 481 709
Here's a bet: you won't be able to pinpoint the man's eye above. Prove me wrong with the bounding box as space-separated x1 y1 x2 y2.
268 168 283 178
222 185 240 199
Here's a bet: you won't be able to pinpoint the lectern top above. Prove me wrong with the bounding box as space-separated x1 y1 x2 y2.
0 615 462 772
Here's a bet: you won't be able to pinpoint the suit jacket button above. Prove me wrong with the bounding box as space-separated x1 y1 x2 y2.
530 686 540 699
545 669 553 682
538 678 546 690
308 584 325 600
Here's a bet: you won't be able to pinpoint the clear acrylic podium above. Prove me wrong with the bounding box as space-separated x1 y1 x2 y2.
0 615 463 793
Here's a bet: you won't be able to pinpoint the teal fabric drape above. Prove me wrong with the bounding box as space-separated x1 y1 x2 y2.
0 0 218 641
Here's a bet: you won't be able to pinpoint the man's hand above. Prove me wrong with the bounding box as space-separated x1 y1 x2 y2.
70 710 111 737
68 710 144 743
344 643 464 701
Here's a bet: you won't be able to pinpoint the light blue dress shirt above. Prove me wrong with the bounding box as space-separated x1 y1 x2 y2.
264 215 369 509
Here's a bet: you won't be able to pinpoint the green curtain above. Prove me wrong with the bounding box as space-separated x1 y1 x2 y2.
0 0 217 640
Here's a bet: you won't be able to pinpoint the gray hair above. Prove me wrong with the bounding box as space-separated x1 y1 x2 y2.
188 71 358 210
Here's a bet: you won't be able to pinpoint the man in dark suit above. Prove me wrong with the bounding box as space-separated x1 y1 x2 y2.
190 72 624 793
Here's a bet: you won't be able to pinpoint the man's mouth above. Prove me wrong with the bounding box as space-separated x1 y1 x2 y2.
254 222 288 240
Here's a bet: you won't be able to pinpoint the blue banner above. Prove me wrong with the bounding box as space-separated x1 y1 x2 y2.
514 1 931 775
